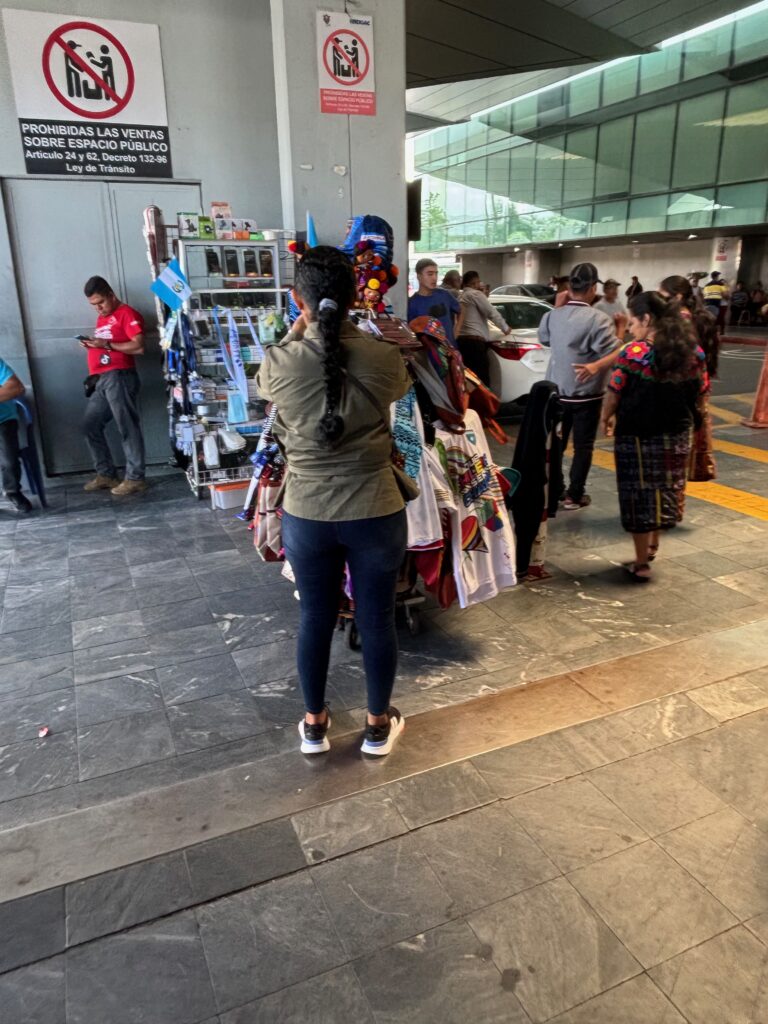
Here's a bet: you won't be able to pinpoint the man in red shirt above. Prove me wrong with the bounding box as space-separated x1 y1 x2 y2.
81 276 147 495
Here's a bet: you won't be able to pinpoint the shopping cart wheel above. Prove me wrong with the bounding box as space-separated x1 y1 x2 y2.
406 607 421 636
348 621 362 651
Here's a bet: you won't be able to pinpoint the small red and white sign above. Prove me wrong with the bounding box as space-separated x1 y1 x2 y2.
317 11 375 117
2 9 167 125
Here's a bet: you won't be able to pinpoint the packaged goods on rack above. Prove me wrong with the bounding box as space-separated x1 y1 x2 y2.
143 204 295 500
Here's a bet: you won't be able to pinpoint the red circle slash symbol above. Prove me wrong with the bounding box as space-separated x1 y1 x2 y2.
42 21 134 119
322 30 370 88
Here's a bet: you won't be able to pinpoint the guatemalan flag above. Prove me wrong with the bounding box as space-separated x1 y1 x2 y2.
151 259 191 311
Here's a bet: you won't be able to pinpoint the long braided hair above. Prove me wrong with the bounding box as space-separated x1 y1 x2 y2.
660 274 720 378
294 246 356 446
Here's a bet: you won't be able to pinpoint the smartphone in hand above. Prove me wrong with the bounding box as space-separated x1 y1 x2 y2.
76 335 89 347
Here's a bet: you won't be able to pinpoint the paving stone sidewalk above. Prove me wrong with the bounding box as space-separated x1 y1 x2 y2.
2 467 768 834
3 676 768 1022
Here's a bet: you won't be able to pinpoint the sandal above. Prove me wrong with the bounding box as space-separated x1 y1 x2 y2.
624 562 652 582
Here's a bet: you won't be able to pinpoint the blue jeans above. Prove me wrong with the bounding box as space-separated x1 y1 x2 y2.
282 509 407 716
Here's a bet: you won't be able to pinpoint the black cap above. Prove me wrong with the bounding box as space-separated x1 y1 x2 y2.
569 262 601 290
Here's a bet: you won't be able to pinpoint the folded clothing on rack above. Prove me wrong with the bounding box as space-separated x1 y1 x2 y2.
218 428 247 452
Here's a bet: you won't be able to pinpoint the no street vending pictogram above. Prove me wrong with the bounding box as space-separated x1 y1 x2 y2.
322 30 370 86
2 9 172 178
42 20 135 120
317 11 376 116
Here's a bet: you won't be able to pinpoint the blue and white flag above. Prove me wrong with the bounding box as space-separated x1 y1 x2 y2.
211 307 235 379
227 310 250 405
151 259 191 311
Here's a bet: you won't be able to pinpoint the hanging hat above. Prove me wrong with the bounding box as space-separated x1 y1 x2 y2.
409 315 447 343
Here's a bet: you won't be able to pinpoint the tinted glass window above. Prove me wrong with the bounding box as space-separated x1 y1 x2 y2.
523 285 555 299
491 302 549 329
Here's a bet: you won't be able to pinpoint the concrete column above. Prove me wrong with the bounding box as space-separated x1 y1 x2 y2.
270 0 407 313
522 249 540 284
710 236 742 284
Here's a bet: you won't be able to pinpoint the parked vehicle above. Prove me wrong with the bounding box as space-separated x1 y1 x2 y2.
486 295 552 405
490 283 556 303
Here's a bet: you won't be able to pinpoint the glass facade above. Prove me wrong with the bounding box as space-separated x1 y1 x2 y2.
412 3 768 253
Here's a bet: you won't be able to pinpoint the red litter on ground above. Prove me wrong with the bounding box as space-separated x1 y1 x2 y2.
38 726 51 738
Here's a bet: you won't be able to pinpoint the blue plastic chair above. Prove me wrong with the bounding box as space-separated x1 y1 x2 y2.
13 397 47 509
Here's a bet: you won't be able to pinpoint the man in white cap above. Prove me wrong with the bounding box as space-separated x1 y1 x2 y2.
538 263 625 510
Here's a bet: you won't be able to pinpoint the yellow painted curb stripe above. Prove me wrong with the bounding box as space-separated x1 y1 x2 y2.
686 481 768 520
729 394 758 408
590 447 768 522
709 403 745 425
712 439 768 465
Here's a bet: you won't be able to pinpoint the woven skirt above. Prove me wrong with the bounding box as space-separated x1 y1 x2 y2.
615 430 691 534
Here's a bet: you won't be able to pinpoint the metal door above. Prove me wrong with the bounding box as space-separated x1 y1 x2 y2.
3 178 201 474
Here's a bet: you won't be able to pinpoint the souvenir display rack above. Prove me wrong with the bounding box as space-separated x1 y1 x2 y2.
174 236 292 498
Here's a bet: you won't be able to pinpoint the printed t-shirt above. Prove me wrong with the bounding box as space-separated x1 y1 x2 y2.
408 288 460 346
90 304 144 374
435 409 517 606
0 358 19 424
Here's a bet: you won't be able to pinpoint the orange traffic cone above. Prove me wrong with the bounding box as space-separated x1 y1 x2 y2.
743 345 768 429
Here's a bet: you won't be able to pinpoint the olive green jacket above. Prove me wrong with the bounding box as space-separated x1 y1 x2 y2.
257 320 411 521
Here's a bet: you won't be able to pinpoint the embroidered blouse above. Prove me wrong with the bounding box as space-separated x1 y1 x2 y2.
608 340 709 438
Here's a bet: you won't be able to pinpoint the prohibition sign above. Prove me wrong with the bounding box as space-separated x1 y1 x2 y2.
41 20 135 119
322 29 370 87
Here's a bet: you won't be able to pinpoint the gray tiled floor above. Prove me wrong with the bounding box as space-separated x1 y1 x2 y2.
2 445 768 1020
1 673 766 1021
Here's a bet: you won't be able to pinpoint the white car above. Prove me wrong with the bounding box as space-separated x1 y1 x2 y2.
486 294 552 405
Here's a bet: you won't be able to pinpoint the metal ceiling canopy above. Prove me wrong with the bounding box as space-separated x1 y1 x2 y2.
406 0 755 117
406 0 646 89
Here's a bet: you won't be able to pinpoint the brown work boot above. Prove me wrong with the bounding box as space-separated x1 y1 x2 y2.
84 474 121 492
111 479 148 496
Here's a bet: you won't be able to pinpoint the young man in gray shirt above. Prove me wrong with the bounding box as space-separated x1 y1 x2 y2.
538 263 625 509
456 270 511 385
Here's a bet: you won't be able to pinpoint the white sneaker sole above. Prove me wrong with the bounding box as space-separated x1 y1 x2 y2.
361 715 405 757
298 718 331 755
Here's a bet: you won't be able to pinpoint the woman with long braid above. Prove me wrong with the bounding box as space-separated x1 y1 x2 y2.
600 292 709 581
258 246 411 757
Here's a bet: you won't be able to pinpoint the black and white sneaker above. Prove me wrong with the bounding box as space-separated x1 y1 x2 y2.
298 712 331 755
361 707 405 757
